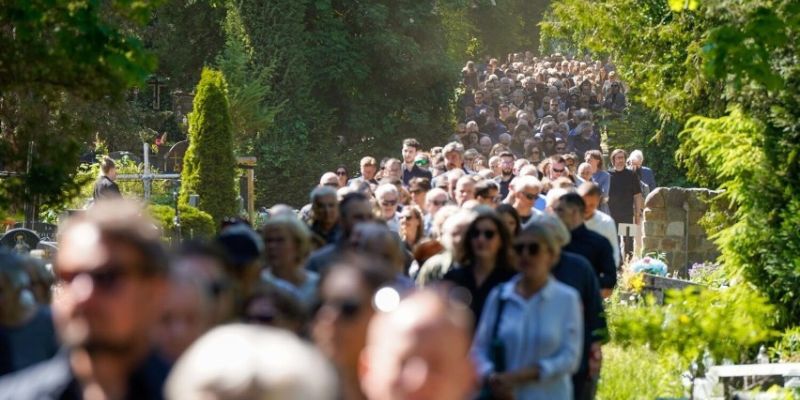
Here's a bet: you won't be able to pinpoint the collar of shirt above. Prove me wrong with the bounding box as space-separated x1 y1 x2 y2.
499 274 556 302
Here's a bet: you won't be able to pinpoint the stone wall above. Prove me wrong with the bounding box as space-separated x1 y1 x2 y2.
642 187 721 275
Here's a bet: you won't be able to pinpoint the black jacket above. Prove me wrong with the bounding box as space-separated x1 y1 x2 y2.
92 176 122 201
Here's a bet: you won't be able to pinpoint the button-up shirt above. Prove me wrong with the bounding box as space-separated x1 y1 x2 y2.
472 275 583 400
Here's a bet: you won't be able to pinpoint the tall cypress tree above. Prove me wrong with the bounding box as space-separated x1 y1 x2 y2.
180 68 237 226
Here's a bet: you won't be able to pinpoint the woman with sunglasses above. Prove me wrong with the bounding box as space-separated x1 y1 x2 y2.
443 209 516 324
472 222 582 400
399 205 424 251
335 165 349 188
312 255 393 400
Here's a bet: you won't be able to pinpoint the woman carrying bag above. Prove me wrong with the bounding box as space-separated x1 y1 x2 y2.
471 221 583 399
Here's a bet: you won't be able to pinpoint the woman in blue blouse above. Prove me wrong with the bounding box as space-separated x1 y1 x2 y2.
471 221 583 399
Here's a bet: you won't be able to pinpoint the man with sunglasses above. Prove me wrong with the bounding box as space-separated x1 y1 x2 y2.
401 138 432 186
511 175 543 226
0 201 170 399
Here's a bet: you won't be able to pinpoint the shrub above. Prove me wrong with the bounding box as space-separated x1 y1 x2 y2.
148 204 215 240
597 344 684 400
179 68 237 225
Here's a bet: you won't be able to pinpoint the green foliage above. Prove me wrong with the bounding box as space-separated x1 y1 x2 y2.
596 344 684 400
610 285 775 374
0 0 159 210
179 68 238 225
542 0 800 326
148 204 215 240
216 4 279 156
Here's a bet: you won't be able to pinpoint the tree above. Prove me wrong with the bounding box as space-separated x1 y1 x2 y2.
179 68 237 226
541 0 800 325
0 0 159 211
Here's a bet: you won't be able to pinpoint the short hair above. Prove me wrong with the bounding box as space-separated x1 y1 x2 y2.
512 175 542 192
629 149 644 163
488 156 500 167
319 172 338 186
100 156 116 175
577 162 593 176
498 151 515 160
261 216 313 263
374 183 399 200
576 121 593 135
310 186 337 203
425 188 449 204
339 192 370 216
523 214 569 252
442 141 465 156
408 177 431 193
402 138 422 150
578 181 603 198
558 192 586 214
360 156 377 167
384 158 402 168
475 180 499 199
165 324 338 400
548 154 566 165
58 200 168 276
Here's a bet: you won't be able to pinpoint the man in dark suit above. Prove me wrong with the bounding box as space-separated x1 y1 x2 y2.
92 157 122 202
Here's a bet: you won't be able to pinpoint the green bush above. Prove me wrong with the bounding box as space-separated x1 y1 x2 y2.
597 344 684 400
148 204 215 240
179 68 238 225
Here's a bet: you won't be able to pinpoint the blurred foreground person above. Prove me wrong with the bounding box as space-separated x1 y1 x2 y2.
0 252 58 376
0 201 170 399
313 255 393 400
360 290 477 400
166 324 337 400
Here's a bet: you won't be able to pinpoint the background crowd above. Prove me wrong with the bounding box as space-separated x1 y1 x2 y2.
0 55 660 400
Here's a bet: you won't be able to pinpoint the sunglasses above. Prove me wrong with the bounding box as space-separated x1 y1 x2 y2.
414 159 429 166
336 171 347 176
324 298 363 320
522 192 538 201
245 314 276 325
432 200 448 206
470 229 497 240
381 199 398 207
513 242 540 256
552 167 565 173
57 264 134 292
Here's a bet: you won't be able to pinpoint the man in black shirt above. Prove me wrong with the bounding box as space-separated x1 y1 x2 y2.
92 157 122 202
401 138 432 186
608 149 643 257
553 192 617 296
493 151 515 198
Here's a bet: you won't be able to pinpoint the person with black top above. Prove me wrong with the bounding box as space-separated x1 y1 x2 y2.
494 151 516 198
443 208 516 325
0 201 171 400
607 149 643 257
92 156 122 202
401 138 432 186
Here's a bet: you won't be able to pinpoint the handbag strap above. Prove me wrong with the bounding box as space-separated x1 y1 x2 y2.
491 296 508 339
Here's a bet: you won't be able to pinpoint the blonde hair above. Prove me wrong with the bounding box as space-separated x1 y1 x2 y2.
261 216 312 263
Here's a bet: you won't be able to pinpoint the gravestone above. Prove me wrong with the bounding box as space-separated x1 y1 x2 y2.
163 140 189 173
642 187 722 275
109 151 142 164
13 222 57 241
36 241 58 261
0 228 41 255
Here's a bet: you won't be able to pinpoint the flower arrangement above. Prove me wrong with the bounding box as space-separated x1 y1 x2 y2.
630 255 668 276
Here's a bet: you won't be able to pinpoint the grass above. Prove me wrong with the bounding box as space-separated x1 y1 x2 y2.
597 343 686 400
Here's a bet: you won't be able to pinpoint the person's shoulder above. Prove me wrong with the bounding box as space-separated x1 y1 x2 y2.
0 352 73 400
561 251 593 273
550 279 581 302
594 209 614 223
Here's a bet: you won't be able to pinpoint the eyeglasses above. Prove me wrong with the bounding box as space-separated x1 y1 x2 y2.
381 199 398 207
513 242 540 256
336 171 347 176
552 167 565 173
470 229 497 240
431 200 448 206
522 192 538 201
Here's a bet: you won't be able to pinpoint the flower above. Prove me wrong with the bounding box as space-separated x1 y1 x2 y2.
630 257 669 276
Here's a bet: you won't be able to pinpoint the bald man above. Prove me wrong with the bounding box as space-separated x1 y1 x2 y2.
359 290 477 400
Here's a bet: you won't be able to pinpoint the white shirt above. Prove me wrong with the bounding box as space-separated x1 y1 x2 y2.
585 210 620 267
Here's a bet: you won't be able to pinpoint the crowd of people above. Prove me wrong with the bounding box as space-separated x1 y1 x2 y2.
0 54 659 400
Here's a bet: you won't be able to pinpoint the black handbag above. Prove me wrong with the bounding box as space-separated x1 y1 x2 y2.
477 297 508 400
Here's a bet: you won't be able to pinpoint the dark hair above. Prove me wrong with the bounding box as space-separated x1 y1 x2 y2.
578 181 603 198
498 151 515 160
495 203 521 236
319 253 394 295
475 180 499 199
585 149 604 170
460 209 515 270
408 177 431 192
559 192 586 214
177 240 232 270
100 156 116 175
339 192 369 217
402 138 422 150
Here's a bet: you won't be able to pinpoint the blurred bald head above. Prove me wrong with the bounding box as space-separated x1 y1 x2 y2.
359 290 476 400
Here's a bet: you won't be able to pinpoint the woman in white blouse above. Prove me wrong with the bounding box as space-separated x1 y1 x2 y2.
472 218 583 399
260 216 320 307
